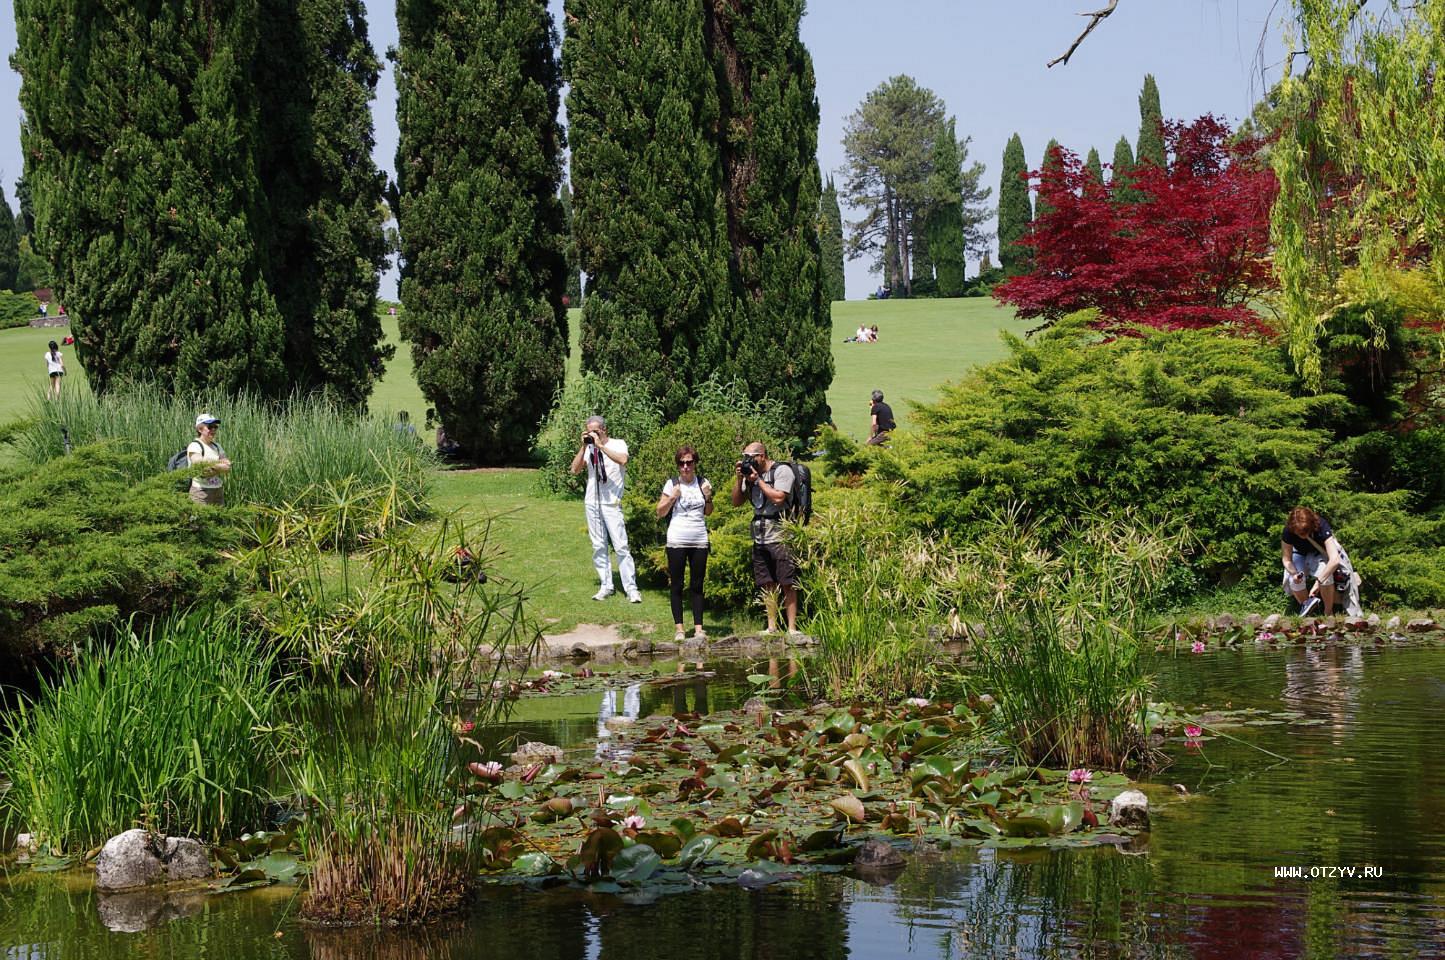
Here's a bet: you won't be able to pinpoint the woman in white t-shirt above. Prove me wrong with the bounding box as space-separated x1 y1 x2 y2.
187 414 232 506
45 340 65 399
655 444 714 642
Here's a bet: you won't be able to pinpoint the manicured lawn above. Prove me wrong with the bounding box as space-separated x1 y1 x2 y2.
0 322 91 426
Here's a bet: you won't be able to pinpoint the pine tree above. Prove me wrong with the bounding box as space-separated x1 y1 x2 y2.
567 0 730 420
394 0 568 461
254 0 391 407
1035 139 1063 221
558 180 582 305
1137 74 1166 169
1084 147 1104 187
998 133 1032 276
14 0 286 396
927 119 967 298
706 0 834 435
0 185 18 292
819 176 846 302
1111 135 1138 202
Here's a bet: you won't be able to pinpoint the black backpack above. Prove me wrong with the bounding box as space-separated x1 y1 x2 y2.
756 462 813 525
166 444 193 472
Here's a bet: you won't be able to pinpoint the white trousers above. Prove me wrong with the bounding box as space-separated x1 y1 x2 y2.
585 500 637 594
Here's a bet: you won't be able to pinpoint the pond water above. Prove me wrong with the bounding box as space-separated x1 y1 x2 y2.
4 645 1444 959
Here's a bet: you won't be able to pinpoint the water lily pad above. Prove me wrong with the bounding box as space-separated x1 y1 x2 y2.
611 844 662 883
513 852 558 877
830 794 866 823
676 834 718 868
633 831 682 858
498 780 527 800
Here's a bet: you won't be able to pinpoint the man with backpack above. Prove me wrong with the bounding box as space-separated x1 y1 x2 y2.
730 441 804 636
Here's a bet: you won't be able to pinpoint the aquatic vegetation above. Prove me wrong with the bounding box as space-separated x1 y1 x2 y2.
955 510 1183 771
803 606 945 703
452 698 1144 897
0 609 285 853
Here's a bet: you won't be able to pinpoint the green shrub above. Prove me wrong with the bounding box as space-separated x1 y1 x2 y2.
620 409 782 608
533 372 663 496
0 289 40 329
0 445 239 661
881 316 1350 593
0 609 286 852
13 385 433 516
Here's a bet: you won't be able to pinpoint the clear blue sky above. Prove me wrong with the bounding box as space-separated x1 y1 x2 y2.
0 1 1287 300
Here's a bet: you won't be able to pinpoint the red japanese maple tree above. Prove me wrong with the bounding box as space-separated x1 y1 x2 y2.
995 116 1278 334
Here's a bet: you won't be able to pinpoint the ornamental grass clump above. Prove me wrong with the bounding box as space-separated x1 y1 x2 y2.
956 509 1184 771
15 385 432 517
0 609 285 853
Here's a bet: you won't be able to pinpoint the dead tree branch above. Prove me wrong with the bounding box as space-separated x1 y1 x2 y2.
1047 0 1121 68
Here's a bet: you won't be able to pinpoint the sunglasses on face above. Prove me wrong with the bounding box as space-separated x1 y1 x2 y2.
676 459 696 467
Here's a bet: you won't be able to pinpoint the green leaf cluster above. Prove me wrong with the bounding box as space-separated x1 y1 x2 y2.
998 133 1032 276
0 446 239 662
394 0 569 462
1136 74 1166 169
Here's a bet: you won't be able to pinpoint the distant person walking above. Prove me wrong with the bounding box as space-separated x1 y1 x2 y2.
868 389 895 446
44 340 65 399
570 415 641 602
187 414 231 506
656 444 714 642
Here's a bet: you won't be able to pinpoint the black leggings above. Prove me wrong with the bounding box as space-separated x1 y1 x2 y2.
665 546 709 627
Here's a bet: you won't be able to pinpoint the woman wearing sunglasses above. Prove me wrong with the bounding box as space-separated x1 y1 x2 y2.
656 445 714 643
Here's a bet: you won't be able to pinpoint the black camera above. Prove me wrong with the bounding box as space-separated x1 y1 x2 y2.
737 455 759 478
584 433 595 446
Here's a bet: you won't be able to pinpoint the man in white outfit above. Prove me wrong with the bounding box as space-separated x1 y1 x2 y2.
570 415 641 602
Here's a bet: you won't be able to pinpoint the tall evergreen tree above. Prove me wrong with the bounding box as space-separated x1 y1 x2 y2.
927 119 967 298
910 223 935 291
1084 147 1104 187
394 0 568 461
13 177 33 236
0 186 18 292
566 0 729 419
558 180 582 305
1035 139 1063 221
998 133 1032 276
819 176 846 302
1137 74 1166 169
706 0 833 435
15 0 286 395
254 0 391 407
1111 135 1138 202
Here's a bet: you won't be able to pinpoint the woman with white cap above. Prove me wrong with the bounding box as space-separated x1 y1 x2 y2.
187 414 231 506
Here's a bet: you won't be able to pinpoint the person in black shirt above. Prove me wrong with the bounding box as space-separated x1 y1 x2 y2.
868 389 896 446
1281 506 1355 615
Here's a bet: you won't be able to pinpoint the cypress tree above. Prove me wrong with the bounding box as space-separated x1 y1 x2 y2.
1035 138 1063 220
706 0 834 435
1137 74 1166 169
927 119 967 298
1084 147 1104 188
910 222 935 293
819 176 846 302
998 133 1032 276
0 186 18 292
566 0 731 420
14 0 286 396
254 0 391 407
394 0 568 461
1111 135 1138 202
558 180 582 305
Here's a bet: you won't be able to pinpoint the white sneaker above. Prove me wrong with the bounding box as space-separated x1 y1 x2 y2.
626 592 643 603
592 588 614 601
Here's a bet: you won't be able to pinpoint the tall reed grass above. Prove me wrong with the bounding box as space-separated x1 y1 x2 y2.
956 509 1183 770
15 385 432 515
0 609 286 852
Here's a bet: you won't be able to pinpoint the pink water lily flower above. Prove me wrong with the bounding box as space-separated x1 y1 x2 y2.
622 814 646 830
1191 640 1206 654
468 760 503 782
540 669 566 681
1257 631 1275 642
1067 768 1093 785
453 717 475 735
1184 724 1203 738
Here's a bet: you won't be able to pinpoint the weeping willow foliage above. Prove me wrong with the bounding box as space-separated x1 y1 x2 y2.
1272 0 1445 389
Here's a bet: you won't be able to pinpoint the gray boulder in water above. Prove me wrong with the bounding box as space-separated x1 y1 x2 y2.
95 829 214 891
1108 790 1151 831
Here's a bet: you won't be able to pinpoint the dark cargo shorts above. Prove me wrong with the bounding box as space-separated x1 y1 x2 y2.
751 541 797 588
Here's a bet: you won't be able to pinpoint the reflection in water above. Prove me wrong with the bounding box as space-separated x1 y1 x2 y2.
4 648 1445 958
596 682 642 762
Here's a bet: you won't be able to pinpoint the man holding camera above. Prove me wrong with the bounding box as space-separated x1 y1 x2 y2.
570 415 641 603
730 442 799 635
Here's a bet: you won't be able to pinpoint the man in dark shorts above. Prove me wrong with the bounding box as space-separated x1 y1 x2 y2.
730 441 799 635
868 389 896 445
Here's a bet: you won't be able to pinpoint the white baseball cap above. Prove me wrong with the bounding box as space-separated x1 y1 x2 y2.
195 413 221 427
